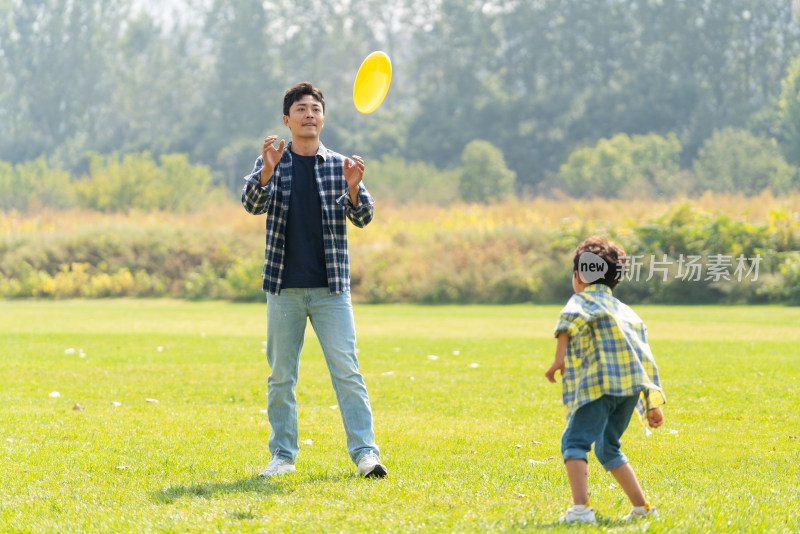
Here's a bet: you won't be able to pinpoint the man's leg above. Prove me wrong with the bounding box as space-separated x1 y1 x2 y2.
266 289 307 464
307 289 379 465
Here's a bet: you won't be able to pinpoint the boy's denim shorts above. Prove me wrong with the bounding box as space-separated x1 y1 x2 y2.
561 394 639 472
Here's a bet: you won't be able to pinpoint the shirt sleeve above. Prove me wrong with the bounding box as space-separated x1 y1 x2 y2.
241 156 276 216
336 182 375 228
554 295 593 339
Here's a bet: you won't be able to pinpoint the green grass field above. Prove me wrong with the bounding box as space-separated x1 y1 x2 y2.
1 299 798 533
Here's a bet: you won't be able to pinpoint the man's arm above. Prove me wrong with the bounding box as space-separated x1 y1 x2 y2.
242 137 285 215
339 155 374 227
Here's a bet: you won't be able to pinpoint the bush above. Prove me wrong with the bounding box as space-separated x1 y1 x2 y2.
73 152 221 213
459 140 516 204
692 128 797 195
365 156 460 205
0 157 74 211
558 133 683 198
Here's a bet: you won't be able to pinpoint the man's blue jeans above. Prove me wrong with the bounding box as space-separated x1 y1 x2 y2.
266 288 378 465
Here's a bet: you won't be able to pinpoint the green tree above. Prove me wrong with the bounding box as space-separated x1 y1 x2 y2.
74 152 216 212
0 0 126 165
558 133 682 198
367 155 459 205
692 128 796 195
779 54 800 166
0 157 73 211
458 140 516 203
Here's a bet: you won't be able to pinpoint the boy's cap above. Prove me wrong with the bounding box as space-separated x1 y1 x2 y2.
577 251 608 283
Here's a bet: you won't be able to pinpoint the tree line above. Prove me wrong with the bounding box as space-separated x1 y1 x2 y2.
1 0 800 204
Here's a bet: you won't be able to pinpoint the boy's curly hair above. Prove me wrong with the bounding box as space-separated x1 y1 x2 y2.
572 236 628 289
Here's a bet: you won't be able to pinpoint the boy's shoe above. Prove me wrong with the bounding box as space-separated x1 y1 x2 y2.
258 457 296 478
357 452 387 478
622 505 659 521
559 506 596 524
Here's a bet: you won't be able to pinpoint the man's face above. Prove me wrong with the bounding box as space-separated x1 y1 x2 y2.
283 94 325 139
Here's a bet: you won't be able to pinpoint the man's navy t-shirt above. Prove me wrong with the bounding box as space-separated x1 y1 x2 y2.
281 153 328 289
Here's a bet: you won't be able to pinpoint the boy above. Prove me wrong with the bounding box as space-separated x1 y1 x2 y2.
545 236 665 523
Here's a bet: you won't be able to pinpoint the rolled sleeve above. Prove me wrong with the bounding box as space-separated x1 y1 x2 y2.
242 157 276 215
554 296 592 339
337 184 375 228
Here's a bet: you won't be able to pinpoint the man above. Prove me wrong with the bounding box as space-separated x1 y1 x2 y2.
242 82 386 478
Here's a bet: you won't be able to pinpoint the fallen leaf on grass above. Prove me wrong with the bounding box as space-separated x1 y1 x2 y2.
664 429 679 435
514 492 527 499
468 363 479 368
381 371 395 376
145 398 160 403
428 355 439 361
528 457 555 465
116 465 131 470
301 439 314 445
64 348 75 355
532 440 542 445
72 404 85 411
514 444 523 448
609 483 617 490
110 402 122 407
330 405 338 410
49 392 60 398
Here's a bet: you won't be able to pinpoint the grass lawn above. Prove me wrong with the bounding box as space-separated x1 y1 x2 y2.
1 299 798 532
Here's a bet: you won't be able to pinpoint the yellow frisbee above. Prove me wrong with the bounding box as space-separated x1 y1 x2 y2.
353 51 392 114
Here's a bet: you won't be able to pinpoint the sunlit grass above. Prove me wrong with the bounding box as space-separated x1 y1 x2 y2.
1 300 798 532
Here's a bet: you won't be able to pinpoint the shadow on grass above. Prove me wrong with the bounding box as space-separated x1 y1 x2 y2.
151 472 356 505
517 516 648 531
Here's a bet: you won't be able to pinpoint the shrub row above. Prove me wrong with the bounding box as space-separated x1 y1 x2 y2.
1 203 798 304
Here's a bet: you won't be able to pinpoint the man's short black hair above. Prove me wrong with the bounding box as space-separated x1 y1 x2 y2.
283 82 325 116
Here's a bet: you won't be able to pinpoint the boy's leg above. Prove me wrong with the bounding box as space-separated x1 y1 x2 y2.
561 398 609 505
609 463 646 507
266 290 307 463
307 289 379 465
595 395 646 506
565 459 590 505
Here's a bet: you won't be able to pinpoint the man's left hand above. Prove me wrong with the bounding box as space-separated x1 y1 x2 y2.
344 156 365 207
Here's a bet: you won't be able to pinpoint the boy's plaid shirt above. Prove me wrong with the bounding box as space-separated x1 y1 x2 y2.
241 142 374 295
554 284 665 421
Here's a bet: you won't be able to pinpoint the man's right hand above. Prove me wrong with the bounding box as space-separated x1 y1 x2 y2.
260 136 285 186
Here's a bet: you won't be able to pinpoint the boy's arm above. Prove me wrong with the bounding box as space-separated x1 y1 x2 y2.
545 332 570 383
647 407 664 428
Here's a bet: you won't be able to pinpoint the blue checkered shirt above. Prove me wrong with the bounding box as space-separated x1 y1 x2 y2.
554 284 665 421
241 142 375 295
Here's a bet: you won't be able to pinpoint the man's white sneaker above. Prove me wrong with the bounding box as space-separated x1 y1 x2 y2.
357 452 387 478
258 457 296 478
622 505 658 521
559 506 596 524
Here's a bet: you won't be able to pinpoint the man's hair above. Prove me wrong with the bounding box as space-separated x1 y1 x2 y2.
572 235 628 289
283 82 325 116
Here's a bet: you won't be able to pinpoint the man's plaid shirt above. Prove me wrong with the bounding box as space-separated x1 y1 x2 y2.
241 142 374 295
554 284 665 421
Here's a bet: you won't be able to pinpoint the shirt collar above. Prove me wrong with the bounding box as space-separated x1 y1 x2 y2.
285 141 328 162
582 283 613 296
